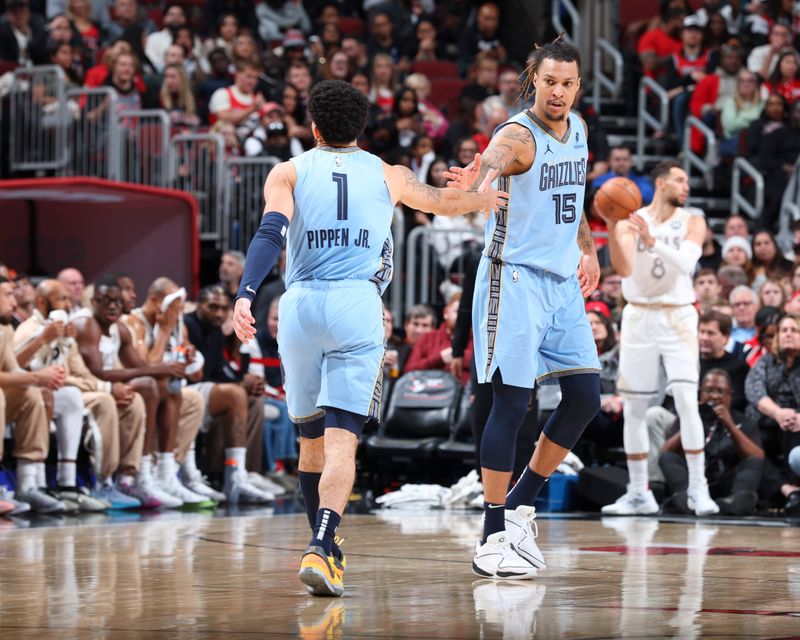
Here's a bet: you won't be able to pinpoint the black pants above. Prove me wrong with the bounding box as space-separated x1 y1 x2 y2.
471 381 538 481
659 451 763 497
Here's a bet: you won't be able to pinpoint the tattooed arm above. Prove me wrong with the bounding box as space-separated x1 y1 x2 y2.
384 164 507 217
443 124 535 191
576 116 600 297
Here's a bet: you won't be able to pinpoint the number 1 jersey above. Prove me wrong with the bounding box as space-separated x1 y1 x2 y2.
485 110 587 278
286 146 394 292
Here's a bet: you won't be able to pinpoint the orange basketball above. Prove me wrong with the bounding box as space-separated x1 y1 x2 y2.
594 177 643 222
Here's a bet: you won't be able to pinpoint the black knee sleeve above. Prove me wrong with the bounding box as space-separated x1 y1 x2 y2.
480 373 533 472
542 373 601 450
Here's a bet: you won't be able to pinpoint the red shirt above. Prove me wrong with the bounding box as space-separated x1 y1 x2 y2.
637 28 682 77
671 49 710 78
404 324 473 386
765 79 800 104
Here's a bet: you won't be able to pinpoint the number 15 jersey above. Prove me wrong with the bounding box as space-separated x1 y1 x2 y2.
286 146 394 292
620 206 696 305
486 110 588 278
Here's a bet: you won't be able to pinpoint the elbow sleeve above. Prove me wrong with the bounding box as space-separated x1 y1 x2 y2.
236 211 289 302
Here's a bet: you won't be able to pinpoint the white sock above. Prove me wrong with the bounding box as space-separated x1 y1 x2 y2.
57 461 77 488
36 462 47 488
157 452 176 482
627 458 649 494
17 460 38 493
181 444 199 476
137 455 153 482
686 452 707 492
225 447 247 471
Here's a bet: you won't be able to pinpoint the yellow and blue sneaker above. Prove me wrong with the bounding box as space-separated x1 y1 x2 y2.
299 544 344 597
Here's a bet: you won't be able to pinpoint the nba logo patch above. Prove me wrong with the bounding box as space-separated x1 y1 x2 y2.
512 270 519 283
335 156 342 167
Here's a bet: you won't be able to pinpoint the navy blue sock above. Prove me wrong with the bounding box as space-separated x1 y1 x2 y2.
482 502 506 544
298 471 321 530
312 508 341 555
299 473 342 560
505 466 548 510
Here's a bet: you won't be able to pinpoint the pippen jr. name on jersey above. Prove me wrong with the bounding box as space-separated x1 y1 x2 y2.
307 227 371 250
538 158 587 191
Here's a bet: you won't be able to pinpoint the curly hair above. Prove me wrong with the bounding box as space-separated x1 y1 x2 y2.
309 80 370 145
520 34 581 100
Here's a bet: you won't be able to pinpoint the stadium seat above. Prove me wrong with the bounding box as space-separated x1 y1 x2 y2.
436 388 474 462
410 60 459 79
428 78 467 112
365 370 461 459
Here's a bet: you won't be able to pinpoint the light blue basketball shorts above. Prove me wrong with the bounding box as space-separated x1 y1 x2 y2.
277 280 385 424
472 256 601 388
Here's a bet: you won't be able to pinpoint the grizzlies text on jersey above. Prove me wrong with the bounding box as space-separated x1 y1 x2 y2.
472 110 600 388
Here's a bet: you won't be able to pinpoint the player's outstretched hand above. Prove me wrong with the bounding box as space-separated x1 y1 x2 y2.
233 298 257 344
443 153 481 191
577 253 600 299
475 169 508 216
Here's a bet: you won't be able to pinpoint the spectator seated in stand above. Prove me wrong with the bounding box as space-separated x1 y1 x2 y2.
698 310 750 411
209 60 265 145
591 146 655 205
747 22 792 79
0 0 46 67
694 268 722 311
742 305 782 368
404 293 472 386
763 48 800 105
660 369 764 515
160 63 200 130
728 284 760 353
102 0 155 47
457 1 507 72
718 68 764 158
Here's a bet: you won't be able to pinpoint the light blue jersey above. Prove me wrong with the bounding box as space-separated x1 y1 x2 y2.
280 145 392 426
473 110 600 388
286 146 393 292
485 110 587 278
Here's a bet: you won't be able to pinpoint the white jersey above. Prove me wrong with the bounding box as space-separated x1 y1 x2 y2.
621 207 696 305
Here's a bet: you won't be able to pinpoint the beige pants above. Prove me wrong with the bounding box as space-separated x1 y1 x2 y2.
0 386 49 462
174 387 205 462
112 393 147 476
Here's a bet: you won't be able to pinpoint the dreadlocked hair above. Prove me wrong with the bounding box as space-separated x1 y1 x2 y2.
520 33 581 100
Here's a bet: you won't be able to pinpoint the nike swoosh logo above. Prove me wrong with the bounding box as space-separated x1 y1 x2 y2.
246 286 256 295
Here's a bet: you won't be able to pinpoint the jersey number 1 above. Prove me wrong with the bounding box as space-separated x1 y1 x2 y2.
552 193 577 224
332 172 348 221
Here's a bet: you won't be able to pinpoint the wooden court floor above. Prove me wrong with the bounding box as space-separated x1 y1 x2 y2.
1 507 799 639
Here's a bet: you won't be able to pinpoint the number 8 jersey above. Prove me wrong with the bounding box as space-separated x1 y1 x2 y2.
620 207 696 304
485 110 587 277
286 146 394 293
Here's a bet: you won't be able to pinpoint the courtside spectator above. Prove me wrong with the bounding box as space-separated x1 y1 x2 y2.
660 369 763 516
743 306 782 367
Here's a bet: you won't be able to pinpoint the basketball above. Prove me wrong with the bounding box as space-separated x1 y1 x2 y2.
594 177 643 221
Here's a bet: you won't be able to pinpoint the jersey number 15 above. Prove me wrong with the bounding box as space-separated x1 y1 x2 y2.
552 193 577 225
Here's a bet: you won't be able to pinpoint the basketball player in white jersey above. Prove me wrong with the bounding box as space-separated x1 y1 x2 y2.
598 160 719 516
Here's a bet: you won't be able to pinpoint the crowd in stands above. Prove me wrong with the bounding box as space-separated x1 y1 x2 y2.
0 0 799 519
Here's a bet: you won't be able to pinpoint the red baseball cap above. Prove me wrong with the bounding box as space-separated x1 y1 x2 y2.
586 301 611 319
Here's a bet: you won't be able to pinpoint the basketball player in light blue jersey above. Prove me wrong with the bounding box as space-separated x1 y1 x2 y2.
445 36 602 579
231 80 507 597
